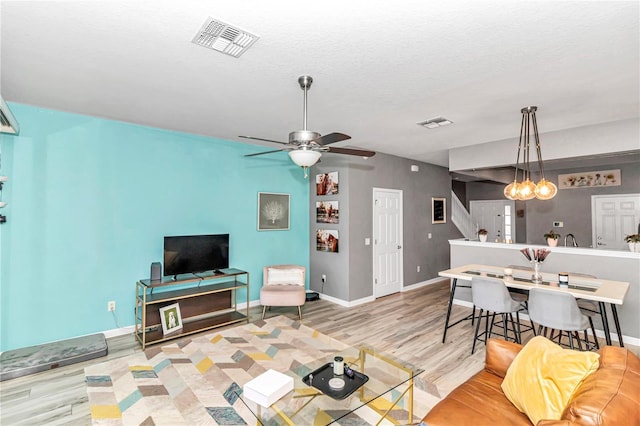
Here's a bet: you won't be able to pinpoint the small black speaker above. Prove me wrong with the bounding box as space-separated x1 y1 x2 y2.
150 262 162 281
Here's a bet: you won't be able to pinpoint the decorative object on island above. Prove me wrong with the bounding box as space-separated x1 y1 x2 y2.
159 303 182 335
544 229 561 247
432 197 446 224
478 228 488 242
258 192 290 231
625 234 640 253
520 247 550 283
504 106 558 201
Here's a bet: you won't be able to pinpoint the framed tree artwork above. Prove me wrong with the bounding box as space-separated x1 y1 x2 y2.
432 197 446 224
258 192 290 231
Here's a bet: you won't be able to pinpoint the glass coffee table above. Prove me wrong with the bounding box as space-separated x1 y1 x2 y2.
236 344 424 425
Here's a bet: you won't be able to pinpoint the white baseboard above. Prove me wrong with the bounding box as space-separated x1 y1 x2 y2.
317 293 375 307
402 277 445 292
102 325 136 339
451 299 640 347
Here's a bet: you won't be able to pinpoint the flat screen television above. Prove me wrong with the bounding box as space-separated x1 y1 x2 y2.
163 234 229 277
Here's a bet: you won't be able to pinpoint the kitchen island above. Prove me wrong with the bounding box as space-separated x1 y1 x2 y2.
448 239 640 344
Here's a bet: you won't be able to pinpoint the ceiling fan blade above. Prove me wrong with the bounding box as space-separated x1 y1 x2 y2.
313 132 351 146
327 146 376 157
239 135 289 145
244 149 288 157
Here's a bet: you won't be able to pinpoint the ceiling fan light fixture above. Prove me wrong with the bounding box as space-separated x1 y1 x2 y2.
289 149 321 167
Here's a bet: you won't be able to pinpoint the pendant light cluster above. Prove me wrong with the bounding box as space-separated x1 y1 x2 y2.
504 106 557 201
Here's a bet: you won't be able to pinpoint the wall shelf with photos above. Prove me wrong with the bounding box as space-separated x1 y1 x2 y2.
135 269 249 349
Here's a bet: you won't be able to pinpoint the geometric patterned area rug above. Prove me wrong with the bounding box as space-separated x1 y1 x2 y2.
85 316 441 425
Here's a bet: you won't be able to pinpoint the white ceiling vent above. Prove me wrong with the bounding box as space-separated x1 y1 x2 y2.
418 117 453 129
192 17 259 58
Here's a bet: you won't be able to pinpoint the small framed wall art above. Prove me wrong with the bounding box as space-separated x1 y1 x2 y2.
316 172 339 195
316 229 339 252
316 201 339 224
258 192 290 231
159 303 183 335
432 197 446 224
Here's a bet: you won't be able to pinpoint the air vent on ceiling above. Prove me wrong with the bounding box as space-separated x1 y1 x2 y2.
192 17 259 58
0 96 20 135
418 116 453 129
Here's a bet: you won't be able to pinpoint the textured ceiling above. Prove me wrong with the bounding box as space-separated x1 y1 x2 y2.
1 0 638 167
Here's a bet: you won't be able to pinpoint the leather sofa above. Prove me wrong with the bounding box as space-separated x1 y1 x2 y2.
422 338 640 425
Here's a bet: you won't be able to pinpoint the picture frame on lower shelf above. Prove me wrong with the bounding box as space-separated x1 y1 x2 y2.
159 303 183 335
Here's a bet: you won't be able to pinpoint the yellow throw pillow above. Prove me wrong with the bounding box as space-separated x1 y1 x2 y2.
501 336 600 425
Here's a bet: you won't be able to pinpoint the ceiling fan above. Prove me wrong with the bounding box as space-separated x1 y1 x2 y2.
240 75 375 177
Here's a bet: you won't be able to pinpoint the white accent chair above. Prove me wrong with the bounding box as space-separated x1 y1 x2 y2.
260 265 306 320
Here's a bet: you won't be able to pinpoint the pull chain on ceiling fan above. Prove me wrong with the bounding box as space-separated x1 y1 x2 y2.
240 75 375 178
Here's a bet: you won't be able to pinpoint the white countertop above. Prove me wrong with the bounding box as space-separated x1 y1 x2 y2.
440 264 630 305
449 238 640 259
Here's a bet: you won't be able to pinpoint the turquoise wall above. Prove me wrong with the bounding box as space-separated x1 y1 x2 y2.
0 104 310 351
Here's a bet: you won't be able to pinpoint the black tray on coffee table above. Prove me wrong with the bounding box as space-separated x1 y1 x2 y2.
302 362 369 400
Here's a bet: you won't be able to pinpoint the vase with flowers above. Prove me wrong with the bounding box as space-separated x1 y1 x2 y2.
624 234 640 253
477 228 488 242
520 247 550 283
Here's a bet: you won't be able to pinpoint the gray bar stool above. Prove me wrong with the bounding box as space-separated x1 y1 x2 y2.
528 288 593 350
470 277 524 354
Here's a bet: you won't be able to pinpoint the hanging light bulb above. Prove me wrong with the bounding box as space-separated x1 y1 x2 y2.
504 180 520 200
518 179 537 200
504 106 557 201
535 178 558 200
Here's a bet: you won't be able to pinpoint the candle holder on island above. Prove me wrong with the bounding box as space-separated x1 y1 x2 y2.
520 248 550 284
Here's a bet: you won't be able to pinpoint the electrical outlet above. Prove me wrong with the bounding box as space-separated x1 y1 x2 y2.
321 274 326 283
417 266 421 272
107 301 116 312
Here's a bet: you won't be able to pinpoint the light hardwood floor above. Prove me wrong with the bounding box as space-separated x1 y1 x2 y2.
1 279 636 425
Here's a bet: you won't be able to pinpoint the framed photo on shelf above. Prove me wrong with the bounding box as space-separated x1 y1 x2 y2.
159 303 182 335
258 192 290 231
432 197 446 224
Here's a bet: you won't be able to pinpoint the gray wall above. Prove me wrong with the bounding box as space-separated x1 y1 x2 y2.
309 153 459 302
525 161 640 246
309 161 351 301
466 161 640 246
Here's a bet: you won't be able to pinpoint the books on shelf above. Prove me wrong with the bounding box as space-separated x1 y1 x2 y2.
243 369 293 408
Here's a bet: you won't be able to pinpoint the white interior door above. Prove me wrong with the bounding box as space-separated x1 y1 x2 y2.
470 200 516 242
592 194 640 250
373 188 403 298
